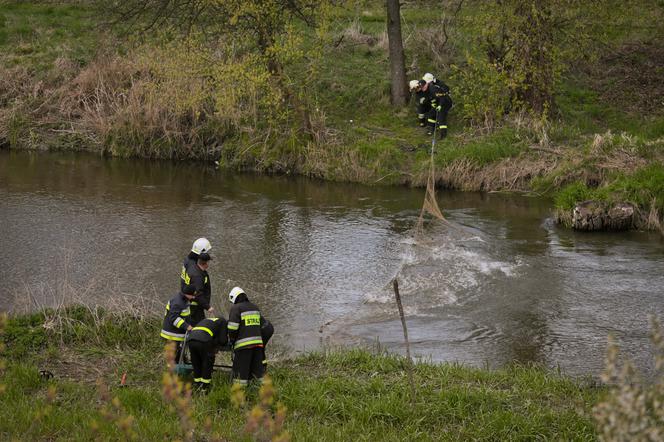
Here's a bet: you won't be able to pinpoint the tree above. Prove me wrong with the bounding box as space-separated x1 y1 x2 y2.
386 0 408 107
100 0 325 135
465 0 622 115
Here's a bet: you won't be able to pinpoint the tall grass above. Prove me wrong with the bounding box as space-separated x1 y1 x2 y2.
594 317 664 441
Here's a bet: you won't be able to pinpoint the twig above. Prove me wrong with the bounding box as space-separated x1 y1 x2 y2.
392 278 416 404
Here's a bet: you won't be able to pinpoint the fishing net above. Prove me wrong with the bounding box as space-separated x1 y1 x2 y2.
415 131 447 237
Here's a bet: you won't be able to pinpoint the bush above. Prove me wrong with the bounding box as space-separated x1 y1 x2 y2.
450 54 511 129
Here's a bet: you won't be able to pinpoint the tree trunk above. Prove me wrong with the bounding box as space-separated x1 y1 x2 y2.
386 0 408 107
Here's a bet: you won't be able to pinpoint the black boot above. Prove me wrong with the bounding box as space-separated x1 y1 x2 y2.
439 128 447 140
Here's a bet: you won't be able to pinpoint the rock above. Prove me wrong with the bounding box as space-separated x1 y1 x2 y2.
606 203 636 231
571 200 635 231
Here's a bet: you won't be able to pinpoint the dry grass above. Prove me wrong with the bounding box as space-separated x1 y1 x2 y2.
594 316 664 441
337 20 385 51
409 152 557 192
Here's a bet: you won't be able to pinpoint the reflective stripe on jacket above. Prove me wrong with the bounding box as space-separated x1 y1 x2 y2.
188 317 229 349
160 292 192 341
180 255 211 310
228 300 264 350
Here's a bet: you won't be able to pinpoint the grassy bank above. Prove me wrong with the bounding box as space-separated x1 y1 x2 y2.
0 307 606 440
0 1 662 230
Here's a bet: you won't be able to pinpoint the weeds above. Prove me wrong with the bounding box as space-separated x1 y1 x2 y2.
93 378 138 440
242 376 290 442
594 316 664 441
162 343 195 441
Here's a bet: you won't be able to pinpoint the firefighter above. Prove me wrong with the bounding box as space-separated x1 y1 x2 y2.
260 319 274 372
180 238 214 324
187 316 229 392
409 79 431 128
227 287 266 386
423 73 453 139
160 284 197 365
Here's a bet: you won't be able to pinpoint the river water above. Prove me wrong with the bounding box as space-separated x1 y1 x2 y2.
1 150 663 378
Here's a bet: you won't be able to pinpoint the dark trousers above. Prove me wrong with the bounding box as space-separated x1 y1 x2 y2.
427 96 453 138
188 340 215 385
232 346 265 384
416 102 431 127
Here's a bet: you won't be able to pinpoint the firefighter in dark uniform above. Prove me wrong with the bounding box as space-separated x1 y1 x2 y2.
180 238 214 325
227 287 267 386
260 319 274 371
187 316 228 392
160 284 197 365
423 73 453 139
409 79 431 128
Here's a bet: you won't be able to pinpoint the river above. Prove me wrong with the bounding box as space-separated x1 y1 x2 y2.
1 150 663 378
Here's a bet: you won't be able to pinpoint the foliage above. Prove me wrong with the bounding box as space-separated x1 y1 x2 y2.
457 0 623 115
450 54 511 128
594 316 664 441
554 164 664 212
555 182 598 210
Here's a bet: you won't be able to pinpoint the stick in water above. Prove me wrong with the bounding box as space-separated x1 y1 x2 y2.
392 278 416 403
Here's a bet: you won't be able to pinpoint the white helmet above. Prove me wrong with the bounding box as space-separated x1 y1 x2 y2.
408 79 420 91
423 73 435 83
191 237 212 255
228 286 245 304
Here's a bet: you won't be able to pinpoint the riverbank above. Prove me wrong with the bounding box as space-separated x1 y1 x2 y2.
0 2 662 232
1 307 607 440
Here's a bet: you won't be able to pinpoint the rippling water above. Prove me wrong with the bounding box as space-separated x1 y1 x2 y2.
1 150 662 377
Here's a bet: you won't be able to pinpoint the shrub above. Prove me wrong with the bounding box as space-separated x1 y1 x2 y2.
450 54 511 129
594 316 664 441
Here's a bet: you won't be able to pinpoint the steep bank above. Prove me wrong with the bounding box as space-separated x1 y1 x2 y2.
0 2 662 231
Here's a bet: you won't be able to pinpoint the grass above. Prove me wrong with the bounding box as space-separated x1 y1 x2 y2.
0 2 97 71
0 307 604 441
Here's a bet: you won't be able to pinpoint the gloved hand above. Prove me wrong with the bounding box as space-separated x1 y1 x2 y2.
436 105 442 111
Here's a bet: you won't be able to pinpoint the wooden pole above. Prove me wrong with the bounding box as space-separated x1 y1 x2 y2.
392 278 416 403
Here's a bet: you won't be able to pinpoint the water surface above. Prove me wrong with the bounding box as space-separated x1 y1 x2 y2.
1 150 662 377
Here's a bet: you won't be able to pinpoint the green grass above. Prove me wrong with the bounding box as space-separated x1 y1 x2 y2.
0 308 603 441
0 2 97 71
554 164 664 212
436 127 527 167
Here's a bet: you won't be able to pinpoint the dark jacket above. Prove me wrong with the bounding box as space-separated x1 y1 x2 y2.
261 319 274 346
428 82 452 110
188 317 229 350
415 89 432 110
160 292 193 341
180 253 211 311
227 296 264 350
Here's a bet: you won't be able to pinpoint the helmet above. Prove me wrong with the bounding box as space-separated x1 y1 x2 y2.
408 79 420 91
228 286 245 304
422 73 435 83
191 237 212 255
